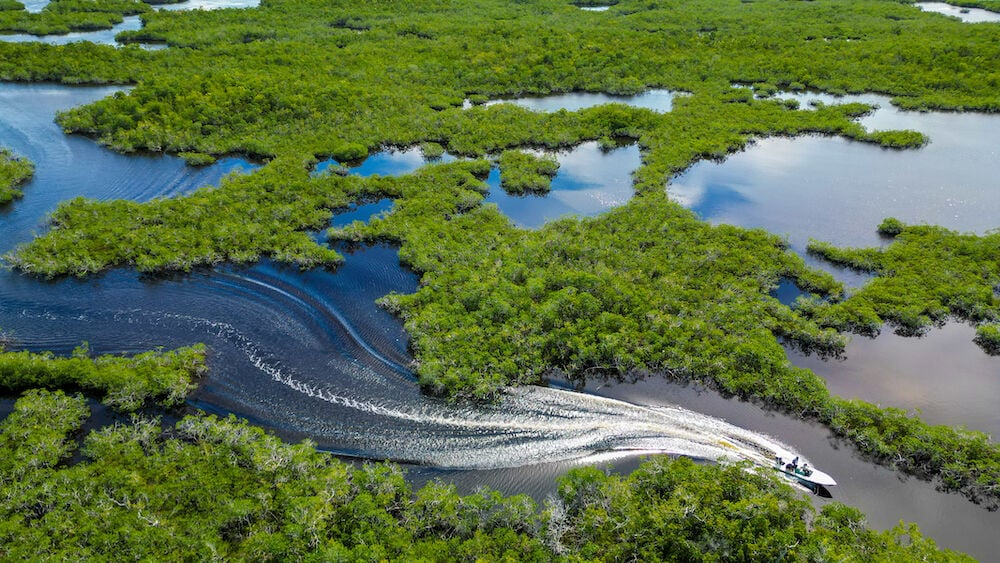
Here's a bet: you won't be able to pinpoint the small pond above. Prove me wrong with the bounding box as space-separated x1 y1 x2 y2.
484 89 677 113
485 141 641 228
313 146 458 178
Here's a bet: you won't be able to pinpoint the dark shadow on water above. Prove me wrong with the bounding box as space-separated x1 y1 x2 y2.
769 278 809 307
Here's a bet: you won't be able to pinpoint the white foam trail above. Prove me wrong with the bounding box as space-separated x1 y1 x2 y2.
37 276 814 482
139 301 812 476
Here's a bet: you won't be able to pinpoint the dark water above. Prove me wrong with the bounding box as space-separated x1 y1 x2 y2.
916 2 1000 23
3 83 1000 558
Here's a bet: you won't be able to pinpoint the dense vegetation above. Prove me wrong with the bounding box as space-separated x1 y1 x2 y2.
0 0 150 36
6 99 915 276
0 147 33 204
497 150 560 194
0 385 972 560
1 0 999 526
806 219 1000 341
6 157 346 275
0 343 206 411
327 161 1000 509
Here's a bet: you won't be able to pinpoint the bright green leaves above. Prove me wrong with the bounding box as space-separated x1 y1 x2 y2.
808 220 1000 339
0 344 206 411
335 162 845 401
0 389 88 482
550 456 972 562
0 148 33 205
7 157 347 276
974 323 1000 354
0 406 973 560
497 150 560 194
0 0 150 36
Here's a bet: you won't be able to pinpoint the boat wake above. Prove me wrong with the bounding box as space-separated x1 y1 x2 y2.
1 255 817 483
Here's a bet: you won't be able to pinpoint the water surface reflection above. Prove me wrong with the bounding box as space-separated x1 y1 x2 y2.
485 89 677 113
486 141 641 228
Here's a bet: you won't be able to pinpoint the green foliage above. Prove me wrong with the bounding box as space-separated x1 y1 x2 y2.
2 0 999 516
0 148 33 204
856 128 927 148
5 157 346 276
821 398 1000 507
333 163 844 404
0 410 550 560
420 141 445 160
2 0 994 157
497 149 560 194
0 0 24 11
0 0 149 36
0 389 88 483
878 216 906 236
974 323 1000 355
0 344 206 411
0 407 972 561
548 456 968 561
808 221 1000 337
178 151 216 166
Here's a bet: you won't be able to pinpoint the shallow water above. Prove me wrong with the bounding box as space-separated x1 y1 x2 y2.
314 141 640 229
3 82 1000 558
0 15 143 45
916 2 1000 23
670 98 1000 252
312 146 458 178
0 0 259 47
154 0 260 11
485 89 677 113
790 323 1000 437
485 141 641 228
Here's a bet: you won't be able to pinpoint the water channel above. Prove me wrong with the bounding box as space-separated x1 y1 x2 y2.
0 0 260 48
1 83 999 558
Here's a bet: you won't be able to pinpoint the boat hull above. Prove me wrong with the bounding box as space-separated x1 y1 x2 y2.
774 465 837 487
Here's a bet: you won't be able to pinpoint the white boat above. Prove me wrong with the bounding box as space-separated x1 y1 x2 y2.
772 453 837 488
